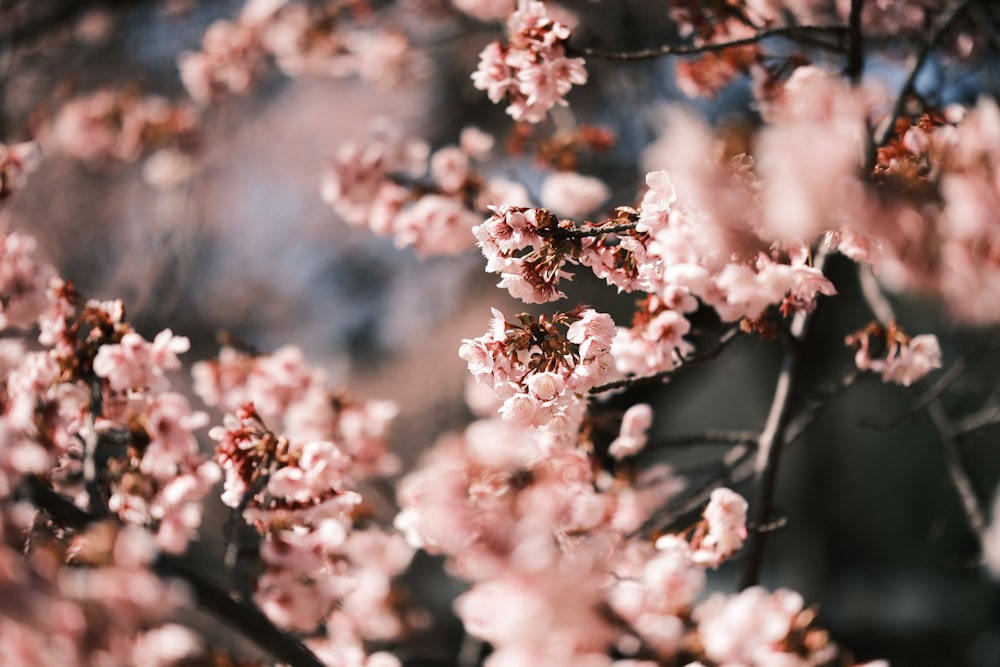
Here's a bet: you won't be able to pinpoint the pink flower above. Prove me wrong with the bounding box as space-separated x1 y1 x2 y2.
567 309 616 359
471 1 587 123
636 171 678 234
880 334 942 387
526 371 565 401
430 146 470 193
132 624 203 667
692 487 748 567
694 587 804 665
609 404 653 460
93 329 190 393
540 172 611 219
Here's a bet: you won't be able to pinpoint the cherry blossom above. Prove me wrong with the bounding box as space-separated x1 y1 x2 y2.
4 1 1000 664
472 0 587 123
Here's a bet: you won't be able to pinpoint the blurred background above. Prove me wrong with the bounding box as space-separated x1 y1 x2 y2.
3 1 1000 665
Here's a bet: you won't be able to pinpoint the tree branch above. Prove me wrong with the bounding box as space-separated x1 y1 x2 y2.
568 25 849 60
856 255 990 547
783 368 868 444
845 0 866 82
738 250 828 590
631 444 756 539
646 430 759 450
23 475 328 667
589 326 740 394
954 404 1000 436
549 222 638 240
873 0 978 146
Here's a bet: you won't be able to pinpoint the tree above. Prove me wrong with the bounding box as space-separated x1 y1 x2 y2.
1 0 999 665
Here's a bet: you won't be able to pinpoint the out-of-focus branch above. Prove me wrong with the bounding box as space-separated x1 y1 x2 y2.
873 0 978 146
569 24 849 60
646 430 759 450
859 357 965 431
0 0 143 50
738 250 829 590
632 443 756 539
858 267 895 327
784 368 868 444
954 404 1000 436
590 326 740 394
923 394 988 539
457 632 484 667
23 475 328 667
857 260 990 546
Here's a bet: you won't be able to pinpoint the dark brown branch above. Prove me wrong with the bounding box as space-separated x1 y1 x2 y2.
738 250 828 590
23 475 328 667
568 25 850 61
845 0 866 82
589 327 740 394
874 0 978 146
784 368 868 444
549 222 638 240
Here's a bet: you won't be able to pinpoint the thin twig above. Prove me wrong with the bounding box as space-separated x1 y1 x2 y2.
857 254 989 545
873 0 978 146
589 327 740 394
549 222 638 240
631 444 756 539
858 266 895 327
646 430 759 450
858 357 966 431
569 25 850 60
784 368 868 444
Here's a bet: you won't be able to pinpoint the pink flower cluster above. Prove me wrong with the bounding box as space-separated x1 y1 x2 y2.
0 231 54 331
689 487 749 567
179 0 417 105
476 156 837 326
611 292 697 379
635 159 837 324
0 234 217 554
193 343 400 478
474 205 570 303
460 307 618 446
177 0 282 105
472 0 587 123
47 89 200 167
870 99 1000 324
396 409 777 665
846 322 942 387
321 125 524 256
693 587 833 666
209 403 413 662
0 141 40 204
